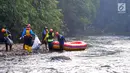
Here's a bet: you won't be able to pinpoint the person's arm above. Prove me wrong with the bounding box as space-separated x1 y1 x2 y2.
61 35 66 42
6 29 11 34
42 30 46 39
63 37 66 42
30 29 35 36
52 32 54 38
6 29 12 37
21 28 26 37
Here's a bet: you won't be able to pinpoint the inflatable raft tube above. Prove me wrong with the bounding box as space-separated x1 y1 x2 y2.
53 41 87 51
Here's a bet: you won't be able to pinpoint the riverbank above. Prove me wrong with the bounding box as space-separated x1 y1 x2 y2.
0 44 47 57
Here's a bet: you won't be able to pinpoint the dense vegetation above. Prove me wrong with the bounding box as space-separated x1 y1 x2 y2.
0 0 100 42
58 0 100 36
0 0 63 41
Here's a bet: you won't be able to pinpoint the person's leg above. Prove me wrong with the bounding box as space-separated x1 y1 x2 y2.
5 43 8 51
9 44 12 51
48 42 50 51
4 38 8 51
48 42 53 51
27 37 32 46
30 37 33 46
50 42 53 51
60 44 64 52
23 37 27 50
43 40 47 50
45 41 47 50
28 37 32 53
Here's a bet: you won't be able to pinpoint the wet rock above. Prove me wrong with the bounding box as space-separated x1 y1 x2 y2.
50 56 71 61
101 65 111 68
4 58 14 61
113 71 118 73
18 59 22 62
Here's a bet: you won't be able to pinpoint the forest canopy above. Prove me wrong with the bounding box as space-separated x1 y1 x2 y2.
0 0 100 41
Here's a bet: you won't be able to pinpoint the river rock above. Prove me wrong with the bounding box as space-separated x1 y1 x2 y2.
50 56 71 61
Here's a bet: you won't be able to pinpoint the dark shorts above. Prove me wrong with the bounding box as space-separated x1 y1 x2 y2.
24 36 33 46
48 42 53 50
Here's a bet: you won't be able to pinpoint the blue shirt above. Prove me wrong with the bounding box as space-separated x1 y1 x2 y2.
57 34 65 45
21 28 35 37
42 29 46 38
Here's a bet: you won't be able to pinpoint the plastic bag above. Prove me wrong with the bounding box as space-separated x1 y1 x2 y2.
32 35 41 50
6 37 14 45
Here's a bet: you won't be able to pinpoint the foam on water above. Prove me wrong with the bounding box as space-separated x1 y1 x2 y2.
0 36 130 73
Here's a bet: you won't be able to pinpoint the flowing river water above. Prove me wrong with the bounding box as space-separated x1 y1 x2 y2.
0 36 130 73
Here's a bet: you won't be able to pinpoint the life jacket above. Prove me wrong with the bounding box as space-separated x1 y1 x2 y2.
47 32 54 42
4 32 8 37
26 28 31 37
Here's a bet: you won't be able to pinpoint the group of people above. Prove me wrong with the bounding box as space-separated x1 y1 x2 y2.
0 27 12 51
42 26 66 52
0 24 66 52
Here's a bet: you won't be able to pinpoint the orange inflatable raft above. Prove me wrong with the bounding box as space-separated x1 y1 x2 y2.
53 41 87 51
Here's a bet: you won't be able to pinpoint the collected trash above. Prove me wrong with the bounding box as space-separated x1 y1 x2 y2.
5 37 14 45
32 35 41 50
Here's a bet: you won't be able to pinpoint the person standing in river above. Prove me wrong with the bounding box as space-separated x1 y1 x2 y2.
0 27 13 51
47 29 54 52
20 24 35 52
42 26 49 50
55 32 66 52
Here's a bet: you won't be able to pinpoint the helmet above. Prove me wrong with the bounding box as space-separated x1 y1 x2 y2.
1 28 6 32
50 29 53 32
55 32 59 36
27 24 31 28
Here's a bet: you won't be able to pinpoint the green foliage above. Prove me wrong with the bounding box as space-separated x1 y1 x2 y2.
58 0 100 35
0 0 63 42
0 0 99 41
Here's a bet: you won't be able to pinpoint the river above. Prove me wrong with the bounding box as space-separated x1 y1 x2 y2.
0 36 130 73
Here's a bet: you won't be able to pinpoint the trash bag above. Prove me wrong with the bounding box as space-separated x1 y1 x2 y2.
6 37 13 45
32 35 41 50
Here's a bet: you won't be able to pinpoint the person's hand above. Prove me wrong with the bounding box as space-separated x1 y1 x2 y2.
19 37 23 40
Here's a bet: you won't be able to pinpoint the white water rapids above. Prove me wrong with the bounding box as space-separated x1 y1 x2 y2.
0 36 130 73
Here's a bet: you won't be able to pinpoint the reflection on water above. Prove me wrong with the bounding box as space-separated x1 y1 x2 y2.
0 36 130 73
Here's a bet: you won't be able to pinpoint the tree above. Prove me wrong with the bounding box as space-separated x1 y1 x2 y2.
58 0 100 36
0 0 63 42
